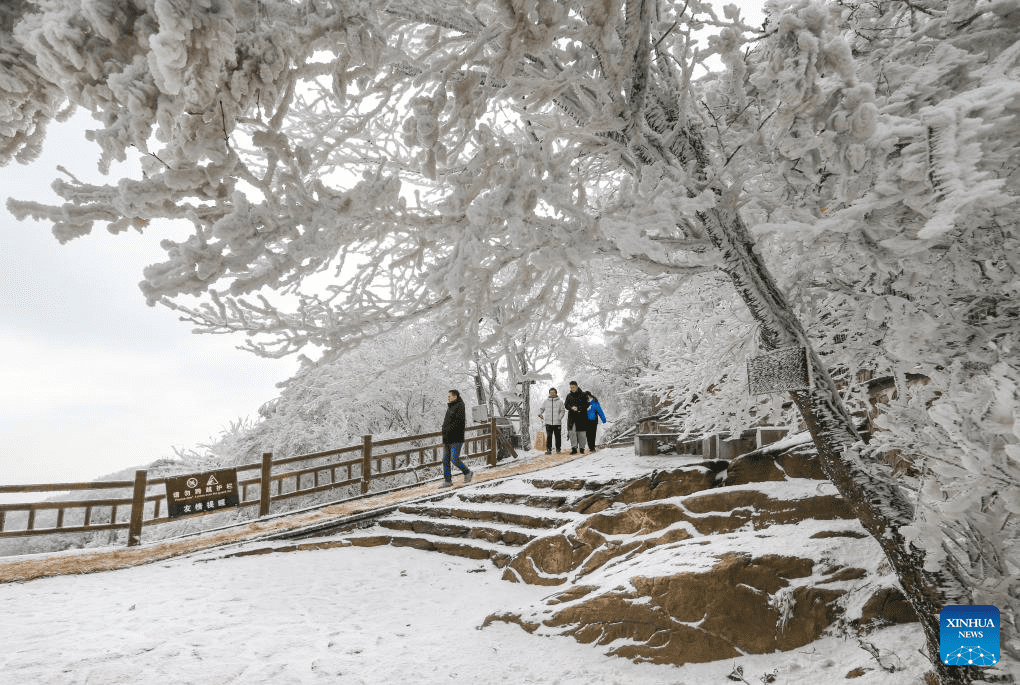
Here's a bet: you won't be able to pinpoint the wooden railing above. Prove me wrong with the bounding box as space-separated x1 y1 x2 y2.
0 420 502 549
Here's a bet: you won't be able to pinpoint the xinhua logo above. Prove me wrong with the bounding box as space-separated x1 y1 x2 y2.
940 605 1000 666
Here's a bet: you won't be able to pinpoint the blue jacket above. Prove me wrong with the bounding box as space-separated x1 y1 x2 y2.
587 401 607 423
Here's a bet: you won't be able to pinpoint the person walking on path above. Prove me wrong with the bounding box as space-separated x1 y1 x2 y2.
584 391 607 452
441 389 472 487
537 387 566 454
564 381 590 455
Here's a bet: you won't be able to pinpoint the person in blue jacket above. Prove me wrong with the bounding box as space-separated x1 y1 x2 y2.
584 391 607 452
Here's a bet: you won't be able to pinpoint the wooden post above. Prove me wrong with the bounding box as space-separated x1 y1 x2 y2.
361 435 372 493
126 469 147 547
259 452 273 517
488 417 498 467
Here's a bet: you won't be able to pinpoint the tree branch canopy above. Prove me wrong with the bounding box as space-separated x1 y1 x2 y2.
4 0 750 359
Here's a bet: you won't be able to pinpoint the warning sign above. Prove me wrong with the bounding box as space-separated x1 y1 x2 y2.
165 468 240 518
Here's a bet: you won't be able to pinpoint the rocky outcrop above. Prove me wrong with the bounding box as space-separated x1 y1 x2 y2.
488 443 917 666
568 463 726 514
857 587 919 627
532 553 843 664
502 484 855 586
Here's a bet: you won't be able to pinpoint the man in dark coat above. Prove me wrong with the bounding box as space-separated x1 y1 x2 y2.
441 389 472 487
564 381 590 455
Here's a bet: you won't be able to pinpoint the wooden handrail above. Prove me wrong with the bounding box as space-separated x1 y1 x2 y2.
272 444 362 466
0 497 133 511
370 423 488 448
0 480 135 493
372 430 441 448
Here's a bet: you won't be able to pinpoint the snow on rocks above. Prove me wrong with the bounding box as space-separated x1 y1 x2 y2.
480 444 921 669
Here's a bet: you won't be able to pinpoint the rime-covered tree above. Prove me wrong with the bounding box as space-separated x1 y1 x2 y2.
206 322 477 462
746 2 1020 676
630 270 771 427
0 0 64 165
4 0 1018 680
630 0 1020 675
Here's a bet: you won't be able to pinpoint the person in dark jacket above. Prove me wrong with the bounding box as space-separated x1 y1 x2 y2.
584 391 607 452
564 381 590 455
440 389 472 487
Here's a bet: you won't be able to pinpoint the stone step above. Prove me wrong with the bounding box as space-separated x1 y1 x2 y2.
527 477 628 491
315 479 609 569
343 530 516 567
396 503 573 530
455 491 570 510
378 517 540 546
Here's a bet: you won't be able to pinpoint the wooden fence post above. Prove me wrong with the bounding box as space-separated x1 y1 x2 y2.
259 452 273 517
126 469 148 547
361 435 373 493
488 418 498 467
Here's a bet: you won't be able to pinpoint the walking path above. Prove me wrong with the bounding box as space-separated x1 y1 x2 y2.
0 449 589 583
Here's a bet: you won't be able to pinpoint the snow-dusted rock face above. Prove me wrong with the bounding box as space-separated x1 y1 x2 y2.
492 553 847 664
490 445 916 666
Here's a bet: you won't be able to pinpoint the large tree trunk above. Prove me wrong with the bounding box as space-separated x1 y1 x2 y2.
699 195 979 684
472 357 487 408
517 348 533 451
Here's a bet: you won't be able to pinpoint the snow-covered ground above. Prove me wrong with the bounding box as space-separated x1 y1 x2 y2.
0 446 935 684
0 542 928 685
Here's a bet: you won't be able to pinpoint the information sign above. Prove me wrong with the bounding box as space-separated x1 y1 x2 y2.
165 468 240 518
746 346 813 395
472 404 490 423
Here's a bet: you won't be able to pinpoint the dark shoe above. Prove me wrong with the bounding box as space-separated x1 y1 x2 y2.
464 471 473 483
579 449 585 454
571 449 577 455
545 450 552 455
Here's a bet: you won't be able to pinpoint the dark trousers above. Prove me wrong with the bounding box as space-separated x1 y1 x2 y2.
443 443 469 481
545 424 562 452
585 423 599 451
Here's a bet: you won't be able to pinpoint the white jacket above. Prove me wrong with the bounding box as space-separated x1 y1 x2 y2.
538 397 566 425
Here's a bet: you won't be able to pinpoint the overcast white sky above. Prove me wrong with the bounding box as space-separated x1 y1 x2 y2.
0 111 299 486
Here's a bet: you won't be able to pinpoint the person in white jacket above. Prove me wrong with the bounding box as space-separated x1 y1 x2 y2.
537 387 566 454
